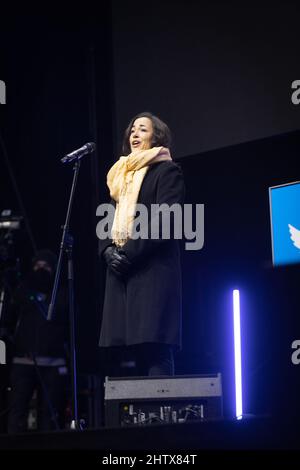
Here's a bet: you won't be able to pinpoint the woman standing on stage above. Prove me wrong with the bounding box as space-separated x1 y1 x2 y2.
98 111 185 376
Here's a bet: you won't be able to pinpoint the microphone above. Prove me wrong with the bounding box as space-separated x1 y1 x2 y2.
61 142 96 163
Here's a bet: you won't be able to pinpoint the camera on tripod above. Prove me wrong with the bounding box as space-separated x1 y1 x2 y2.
0 209 23 330
0 209 22 267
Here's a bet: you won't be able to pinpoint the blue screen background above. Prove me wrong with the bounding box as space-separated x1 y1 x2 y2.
270 182 300 266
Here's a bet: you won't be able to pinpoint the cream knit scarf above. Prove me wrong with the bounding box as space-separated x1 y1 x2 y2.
107 146 172 247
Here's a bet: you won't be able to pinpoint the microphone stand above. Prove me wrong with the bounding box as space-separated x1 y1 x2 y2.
47 159 83 430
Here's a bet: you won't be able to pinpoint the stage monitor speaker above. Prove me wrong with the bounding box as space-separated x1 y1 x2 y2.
104 373 223 427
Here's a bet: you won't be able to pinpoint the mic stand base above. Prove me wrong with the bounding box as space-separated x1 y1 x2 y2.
70 419 86 431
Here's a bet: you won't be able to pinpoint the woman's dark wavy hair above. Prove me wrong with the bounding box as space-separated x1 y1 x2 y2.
122 111 172 155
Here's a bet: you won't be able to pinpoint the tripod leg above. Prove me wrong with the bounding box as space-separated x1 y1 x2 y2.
31 356 60 431
7 364 35 434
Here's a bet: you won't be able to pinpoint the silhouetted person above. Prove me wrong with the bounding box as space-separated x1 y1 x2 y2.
4 250 68 433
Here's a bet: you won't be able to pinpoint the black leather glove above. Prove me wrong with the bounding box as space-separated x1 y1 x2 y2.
103 245 116 266
103 245 132 277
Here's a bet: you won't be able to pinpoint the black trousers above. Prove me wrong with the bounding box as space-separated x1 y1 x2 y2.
7 364 67 434
101 342 175 377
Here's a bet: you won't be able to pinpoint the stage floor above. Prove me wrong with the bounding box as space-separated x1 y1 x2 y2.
0 415 299 451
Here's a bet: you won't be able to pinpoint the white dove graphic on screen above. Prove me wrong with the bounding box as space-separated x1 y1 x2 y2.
288 224 300 249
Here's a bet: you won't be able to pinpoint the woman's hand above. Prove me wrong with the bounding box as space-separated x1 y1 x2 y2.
103 245 132 277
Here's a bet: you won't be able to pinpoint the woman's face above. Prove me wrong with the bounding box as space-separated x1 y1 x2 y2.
129 117 154 152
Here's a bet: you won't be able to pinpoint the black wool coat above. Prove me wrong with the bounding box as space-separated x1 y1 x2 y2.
98 160 185 349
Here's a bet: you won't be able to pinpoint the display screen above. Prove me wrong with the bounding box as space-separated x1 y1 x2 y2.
269 181 300 266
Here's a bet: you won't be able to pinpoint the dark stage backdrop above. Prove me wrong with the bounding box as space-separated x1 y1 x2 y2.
112 1 300 158
177 130 300 419
0 9 115 375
